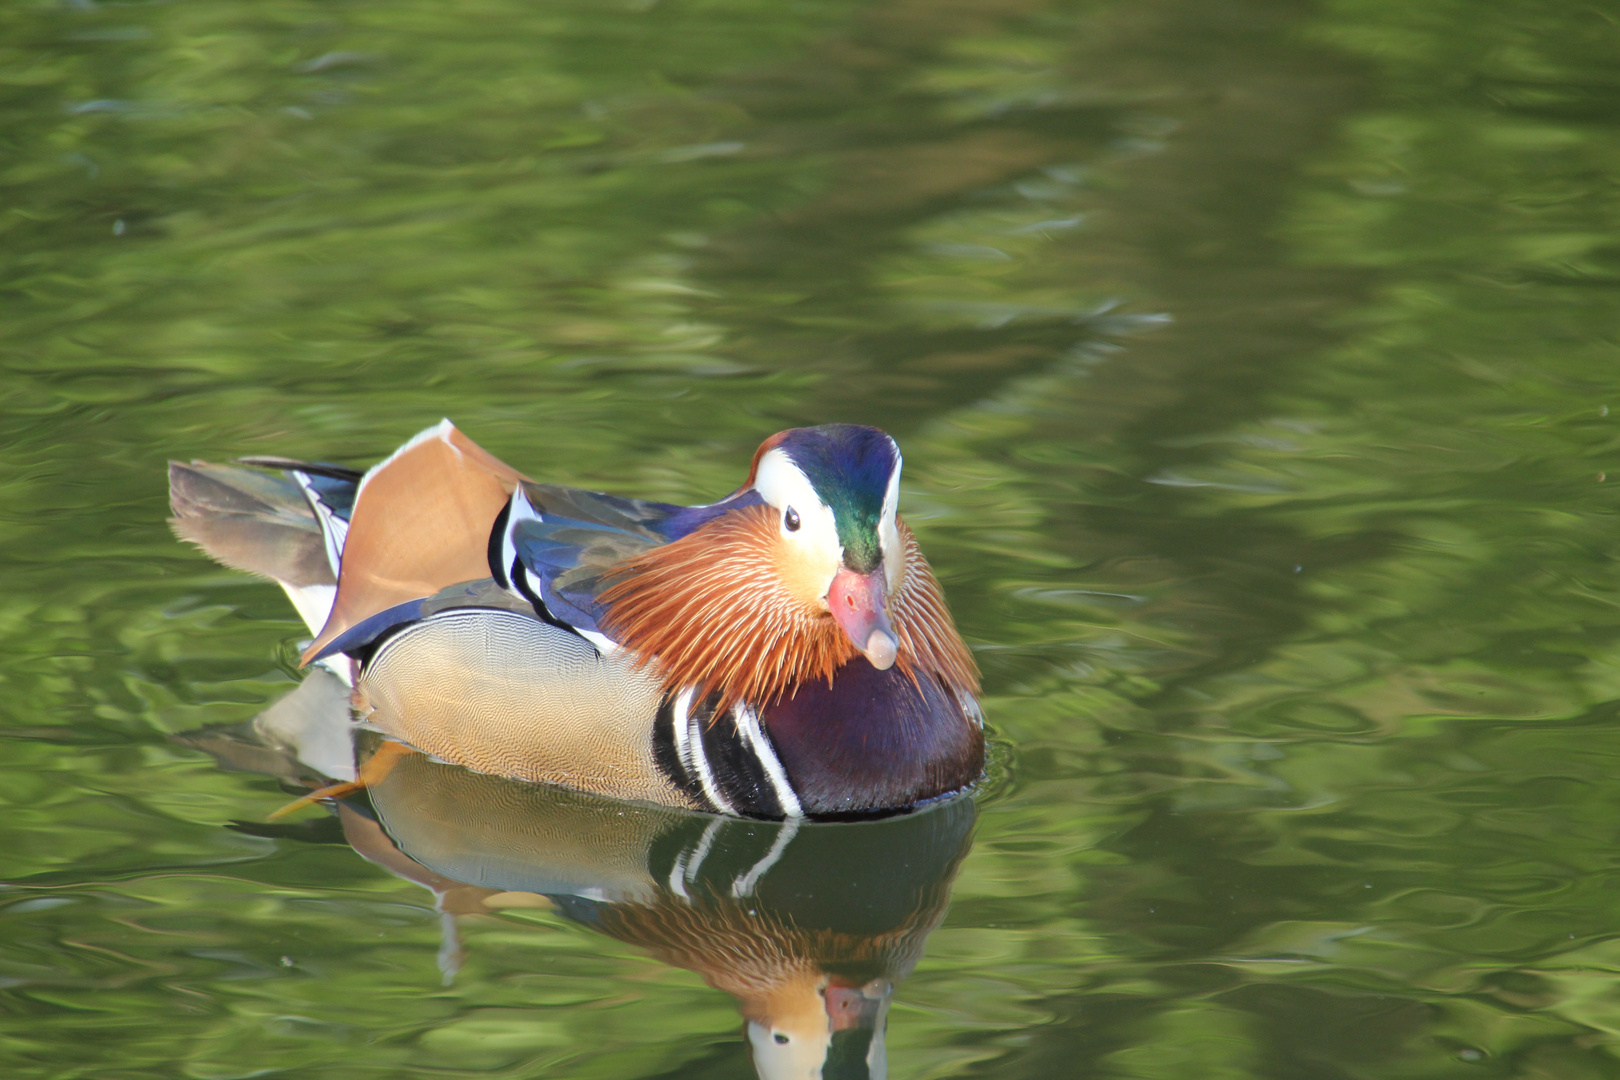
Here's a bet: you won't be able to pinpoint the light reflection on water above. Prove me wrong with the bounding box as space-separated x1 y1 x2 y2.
5 0 1620 1075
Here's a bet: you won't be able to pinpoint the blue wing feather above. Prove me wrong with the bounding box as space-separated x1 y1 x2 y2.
509 515 655 635
309 598 423 663
498 485 766 639
658 489 764 541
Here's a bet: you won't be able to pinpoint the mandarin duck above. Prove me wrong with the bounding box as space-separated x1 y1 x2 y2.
176 668 975 1080
169 420 984 817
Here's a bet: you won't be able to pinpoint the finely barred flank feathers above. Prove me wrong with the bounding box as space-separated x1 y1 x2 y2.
600 505 978 714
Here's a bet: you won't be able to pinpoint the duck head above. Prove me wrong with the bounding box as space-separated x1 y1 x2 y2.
746 972 892 1080
746 425 903 671
599 423 976 717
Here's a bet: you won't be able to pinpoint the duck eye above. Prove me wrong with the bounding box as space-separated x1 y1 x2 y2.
784 507 801 532
774 1033 790 1045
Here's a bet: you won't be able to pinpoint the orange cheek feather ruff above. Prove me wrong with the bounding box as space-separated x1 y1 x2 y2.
599 504 978 717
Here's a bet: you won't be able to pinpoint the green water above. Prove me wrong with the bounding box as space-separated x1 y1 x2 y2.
7 0 1620 1074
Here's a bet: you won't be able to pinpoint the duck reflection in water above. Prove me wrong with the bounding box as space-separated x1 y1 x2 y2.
182 668 976 1080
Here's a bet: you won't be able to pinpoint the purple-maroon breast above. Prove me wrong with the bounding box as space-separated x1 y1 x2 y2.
760 658 984 816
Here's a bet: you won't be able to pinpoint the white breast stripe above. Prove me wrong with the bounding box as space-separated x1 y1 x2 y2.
672 686 696 773
678 690 735 815
734 704 803 818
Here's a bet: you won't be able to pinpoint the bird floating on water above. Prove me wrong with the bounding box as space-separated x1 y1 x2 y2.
177 665 976 1080
169 420 984 817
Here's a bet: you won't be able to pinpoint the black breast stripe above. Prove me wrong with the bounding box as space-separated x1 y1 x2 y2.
652 689 798 819
695 694 786 819
652 693 712 811
487 497 513 589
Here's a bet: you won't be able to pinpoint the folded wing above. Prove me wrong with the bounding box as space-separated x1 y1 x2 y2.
302 420 527 663
495 482 765 642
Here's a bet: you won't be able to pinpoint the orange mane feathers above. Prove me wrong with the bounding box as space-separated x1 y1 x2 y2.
599 505 979 714
600 504 849 716
891 519 981 699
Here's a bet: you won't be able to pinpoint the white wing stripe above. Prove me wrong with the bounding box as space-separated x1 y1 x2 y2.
500 486 542 599
292 472 351 578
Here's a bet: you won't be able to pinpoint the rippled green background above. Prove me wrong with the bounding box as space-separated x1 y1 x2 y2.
6 0 1620 1074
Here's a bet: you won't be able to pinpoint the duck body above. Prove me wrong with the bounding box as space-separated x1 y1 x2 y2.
170 420 984 818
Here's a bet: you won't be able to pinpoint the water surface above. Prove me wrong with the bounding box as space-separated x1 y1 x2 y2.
6 0 1620 1075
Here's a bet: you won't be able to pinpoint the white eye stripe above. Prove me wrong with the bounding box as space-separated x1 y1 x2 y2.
752 449 843 578
881 438 902 523
752 449 826 517
752 441 905 600
879 439 903 591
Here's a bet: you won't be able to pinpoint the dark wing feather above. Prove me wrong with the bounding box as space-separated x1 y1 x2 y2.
521 483 680 540
524 482 767 544
313 578 539 663
494 483 767 640
237 457 362 577
168 461 333 587
509 513 664 635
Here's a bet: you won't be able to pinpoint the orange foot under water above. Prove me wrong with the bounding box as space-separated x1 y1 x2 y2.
269 740 416 819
